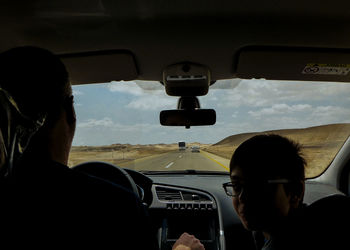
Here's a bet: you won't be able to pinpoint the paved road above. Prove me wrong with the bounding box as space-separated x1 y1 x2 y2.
119 149 229 172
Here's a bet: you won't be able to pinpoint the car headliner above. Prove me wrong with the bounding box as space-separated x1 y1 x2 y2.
2 0 350 84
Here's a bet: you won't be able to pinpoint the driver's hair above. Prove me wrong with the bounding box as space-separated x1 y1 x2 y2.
0 46 73 158
0 46 71 126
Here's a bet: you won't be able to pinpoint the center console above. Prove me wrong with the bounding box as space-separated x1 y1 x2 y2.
150 185 223 250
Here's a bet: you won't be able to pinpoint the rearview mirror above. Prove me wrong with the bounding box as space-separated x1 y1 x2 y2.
160 109 216 128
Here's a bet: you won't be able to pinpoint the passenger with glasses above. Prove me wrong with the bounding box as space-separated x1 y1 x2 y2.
223 134 306 250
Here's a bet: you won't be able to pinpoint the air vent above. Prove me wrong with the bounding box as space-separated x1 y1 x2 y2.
156 187 183 201
182 191 211 201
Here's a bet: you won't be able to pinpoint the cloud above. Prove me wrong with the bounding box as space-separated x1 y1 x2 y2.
106 81 177 110
231 111 238 118
74 118 164 145
107 80 166 95
127 96 176 110
214 79 277 108
77 117 114 128
215 79 350 108
107 81 145 96
247 116 310 131
245 104 350 132
73 89 84 96
135 80 165 91
210 79 241 89
77 117 160 132
310 106 350 124
248 104 312 118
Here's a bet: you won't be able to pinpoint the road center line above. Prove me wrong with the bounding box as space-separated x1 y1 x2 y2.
165 162 174 168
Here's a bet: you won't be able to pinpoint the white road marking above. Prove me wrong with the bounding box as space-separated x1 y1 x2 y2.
165 162 174 168
179 155 183 158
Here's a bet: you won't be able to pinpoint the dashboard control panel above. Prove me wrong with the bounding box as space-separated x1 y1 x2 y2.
151 184 221 250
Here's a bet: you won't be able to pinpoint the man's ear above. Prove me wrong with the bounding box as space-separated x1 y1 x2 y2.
64 96 76 125
290 181 305 208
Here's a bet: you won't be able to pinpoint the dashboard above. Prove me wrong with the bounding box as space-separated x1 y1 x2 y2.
128 169 345 250
147 174 255 250
75 164 345 250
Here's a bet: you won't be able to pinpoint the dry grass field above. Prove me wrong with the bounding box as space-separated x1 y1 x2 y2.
69 123 350 178
69 143 180 167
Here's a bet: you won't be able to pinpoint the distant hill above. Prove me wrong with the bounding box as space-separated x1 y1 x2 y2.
206 123 350 177
213 123 350 147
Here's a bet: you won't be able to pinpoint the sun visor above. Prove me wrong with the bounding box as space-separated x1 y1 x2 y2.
236 47 350 82
60 50 138 84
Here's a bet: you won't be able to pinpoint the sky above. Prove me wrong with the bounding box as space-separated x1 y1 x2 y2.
71 79 350 146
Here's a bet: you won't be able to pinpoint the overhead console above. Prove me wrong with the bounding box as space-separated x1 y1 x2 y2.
150 184 223 250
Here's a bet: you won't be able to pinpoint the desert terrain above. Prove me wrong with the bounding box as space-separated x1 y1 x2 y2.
69 123 350 177
204 123 350 177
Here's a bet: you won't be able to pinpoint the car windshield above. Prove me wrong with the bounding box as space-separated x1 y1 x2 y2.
68 79 350 178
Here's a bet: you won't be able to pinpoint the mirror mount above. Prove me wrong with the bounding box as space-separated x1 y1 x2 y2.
177 96 200 110
160 62 216 129
175 96 202 128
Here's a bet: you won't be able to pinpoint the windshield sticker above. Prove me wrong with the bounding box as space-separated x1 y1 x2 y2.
302 63 350 75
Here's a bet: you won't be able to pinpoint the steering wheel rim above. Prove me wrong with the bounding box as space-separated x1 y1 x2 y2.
72 161 140 199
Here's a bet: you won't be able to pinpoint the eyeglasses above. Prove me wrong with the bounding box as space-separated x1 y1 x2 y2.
222 179 292 197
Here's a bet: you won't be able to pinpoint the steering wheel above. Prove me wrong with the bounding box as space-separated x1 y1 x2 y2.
72 161 140 199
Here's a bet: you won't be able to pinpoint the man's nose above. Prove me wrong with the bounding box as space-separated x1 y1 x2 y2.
238 188 248 202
